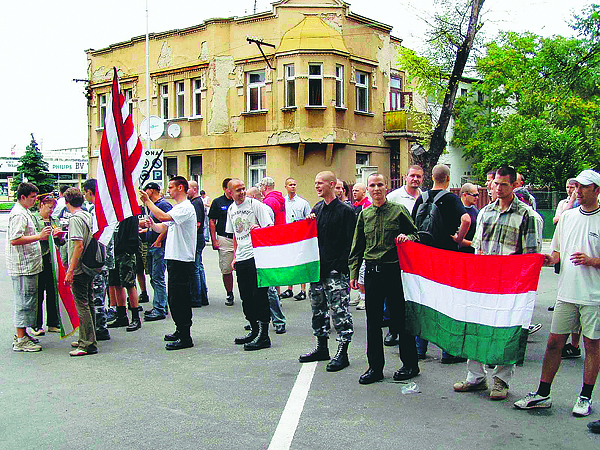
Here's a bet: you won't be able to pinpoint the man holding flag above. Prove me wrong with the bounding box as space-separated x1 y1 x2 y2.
453 165 541 400
349 173 420 384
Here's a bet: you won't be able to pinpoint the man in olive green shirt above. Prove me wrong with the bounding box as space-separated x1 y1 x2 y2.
349 173 420 385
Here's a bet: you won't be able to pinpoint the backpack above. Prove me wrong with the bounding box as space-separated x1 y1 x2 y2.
75 212 107 276
413 190 450 248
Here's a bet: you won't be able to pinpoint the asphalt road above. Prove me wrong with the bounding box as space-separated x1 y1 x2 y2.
0 212 598 449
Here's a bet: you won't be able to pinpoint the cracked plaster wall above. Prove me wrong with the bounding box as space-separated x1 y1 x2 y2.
208 56 235 134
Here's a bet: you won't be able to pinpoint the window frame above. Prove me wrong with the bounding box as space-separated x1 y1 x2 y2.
308 63 324 107
193 78 202 117
189 155 202 186
124 88 133 118
389 74 403 111
355 71 369 113
284 64 295 108
335 64 344 108
98 93 107 129
176 81 185 118
246 70 266 112
160 83 169 119
247 152 267 187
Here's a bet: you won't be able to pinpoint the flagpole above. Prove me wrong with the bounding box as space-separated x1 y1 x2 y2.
145 0 151 184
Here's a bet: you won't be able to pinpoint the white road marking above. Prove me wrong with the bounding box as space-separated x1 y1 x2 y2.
268 361 317 450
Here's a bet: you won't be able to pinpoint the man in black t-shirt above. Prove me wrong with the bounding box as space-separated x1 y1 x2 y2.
458 183 480 254
412 164 471 363
188 180 209 307
208 178 235 306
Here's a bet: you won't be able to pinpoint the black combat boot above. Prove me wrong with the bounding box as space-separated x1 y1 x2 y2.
299 336 330 362
244 321 271 351
235 321 258 344
326 341 350 372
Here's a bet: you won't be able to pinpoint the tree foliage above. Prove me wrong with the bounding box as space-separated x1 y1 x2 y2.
452 4 600 188
398 0 486 187
11 134 55 197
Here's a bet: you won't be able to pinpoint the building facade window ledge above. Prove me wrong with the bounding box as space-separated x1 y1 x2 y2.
187 116 203 121
281 106 297 111
354 110 375 117
305 105 326 110
95 127 104 132
169 117 189 122
241 110 268 116
334 106 347 111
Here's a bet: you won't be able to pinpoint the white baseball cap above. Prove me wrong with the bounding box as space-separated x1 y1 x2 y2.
574 169 600 186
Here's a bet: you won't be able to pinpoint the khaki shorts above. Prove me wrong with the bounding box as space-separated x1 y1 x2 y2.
217 235 235 275
550 300 600 340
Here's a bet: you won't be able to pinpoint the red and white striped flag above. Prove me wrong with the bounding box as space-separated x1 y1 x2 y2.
48 236 79 338
94 67 143 244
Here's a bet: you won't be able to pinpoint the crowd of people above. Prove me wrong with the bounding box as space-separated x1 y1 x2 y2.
6 164 600 433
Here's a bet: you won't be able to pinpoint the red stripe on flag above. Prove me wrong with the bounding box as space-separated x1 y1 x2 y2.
251 218 317 247
397 240 544 295
99 128 125 221
53 246 80 331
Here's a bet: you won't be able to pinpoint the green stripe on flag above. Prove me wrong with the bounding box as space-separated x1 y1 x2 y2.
256 260 320 288
406 301 529 365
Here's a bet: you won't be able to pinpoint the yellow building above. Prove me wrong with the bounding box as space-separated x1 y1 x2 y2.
86 0 419 203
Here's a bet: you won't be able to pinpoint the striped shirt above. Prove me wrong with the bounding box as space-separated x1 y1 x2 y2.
473 196 541 256
6 202 43 276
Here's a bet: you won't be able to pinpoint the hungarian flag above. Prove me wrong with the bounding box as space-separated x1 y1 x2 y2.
48 237 79 339
397 241 544 365
94 67 143 245
251 219 320 288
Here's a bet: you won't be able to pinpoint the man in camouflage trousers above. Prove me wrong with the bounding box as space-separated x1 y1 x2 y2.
83 179 114 341
298 171 356 372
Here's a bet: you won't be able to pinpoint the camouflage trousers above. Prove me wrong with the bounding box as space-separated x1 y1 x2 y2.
309 273 354 342
92 269 109 333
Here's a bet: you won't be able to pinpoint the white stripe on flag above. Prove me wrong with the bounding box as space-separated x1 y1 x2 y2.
402 272 535 328
254 238 319 269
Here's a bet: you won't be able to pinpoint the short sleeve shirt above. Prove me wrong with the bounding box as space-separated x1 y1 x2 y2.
6 202 43 276
147 197 173 245
68 211 92 276
164 200 197 262
208 194 234 237
285 195 311 223
225 198 274 262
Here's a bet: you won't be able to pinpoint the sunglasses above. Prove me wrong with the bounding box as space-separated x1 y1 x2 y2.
468 192 479 197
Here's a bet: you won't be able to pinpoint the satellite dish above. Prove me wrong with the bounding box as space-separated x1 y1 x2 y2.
411 143 426 156
140 116 165 141
167 123 181 138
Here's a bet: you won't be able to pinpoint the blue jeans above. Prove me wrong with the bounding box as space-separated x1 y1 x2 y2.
191 239 208 305
148 246 168 315
268 287 286 326
416 336 452 359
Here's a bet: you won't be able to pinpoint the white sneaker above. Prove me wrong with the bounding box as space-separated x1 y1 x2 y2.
356 299 366 310
572 396 592 417
13 338 42 352
514 392 552 409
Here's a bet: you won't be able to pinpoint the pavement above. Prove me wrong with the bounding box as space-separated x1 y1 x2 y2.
0 212 599 449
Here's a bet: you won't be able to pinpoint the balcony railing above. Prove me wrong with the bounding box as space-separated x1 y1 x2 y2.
383 110 430 135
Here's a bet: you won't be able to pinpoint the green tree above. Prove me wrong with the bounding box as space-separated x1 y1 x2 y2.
452 4 600 188
398 0 486 186
11 134 56 197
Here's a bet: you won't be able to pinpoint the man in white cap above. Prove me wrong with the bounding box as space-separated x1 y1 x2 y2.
514 169 600 425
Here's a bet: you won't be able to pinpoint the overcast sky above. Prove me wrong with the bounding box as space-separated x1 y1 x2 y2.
0 0 591 155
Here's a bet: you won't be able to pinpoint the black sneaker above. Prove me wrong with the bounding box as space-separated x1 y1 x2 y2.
107 316 129 328
562 343 581 359
96 330 111 341
293 291 306 301
225 293 234 306
279 289 294 299
166 338 194 350
138 291 150 303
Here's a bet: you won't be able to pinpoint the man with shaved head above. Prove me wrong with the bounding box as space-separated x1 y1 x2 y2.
458 183 480 254
298 171 356 372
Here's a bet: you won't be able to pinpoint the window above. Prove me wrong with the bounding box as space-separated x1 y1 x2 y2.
356 152 371 179
176 81 185 118
247 153 266 187
98 94 107 128
284 64 295 107
160 83 169 119
193 78 202 116
189 155 202 185
461 88 468 97
356 71 369 113
335 65 344 107
165 157 178 181
247 70 266 112
124 88 133 117
308 64 323 106
390 74 403 111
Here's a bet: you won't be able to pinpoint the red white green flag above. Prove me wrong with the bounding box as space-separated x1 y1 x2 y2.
48 237 79 339
251 219 320 288
397 241 544 365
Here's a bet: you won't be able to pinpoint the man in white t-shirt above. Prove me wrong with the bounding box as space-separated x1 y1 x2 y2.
386 165 424 214
515 169 600 423
226 178 274 351
140 176 197 351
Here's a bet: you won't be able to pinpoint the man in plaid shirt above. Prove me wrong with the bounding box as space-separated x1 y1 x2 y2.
453 165 541 400
7 182 52 352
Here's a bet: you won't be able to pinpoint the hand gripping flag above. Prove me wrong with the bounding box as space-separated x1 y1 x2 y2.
48 236 79 339
397 241 544 365
94 67 143 245
251 219 320 288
